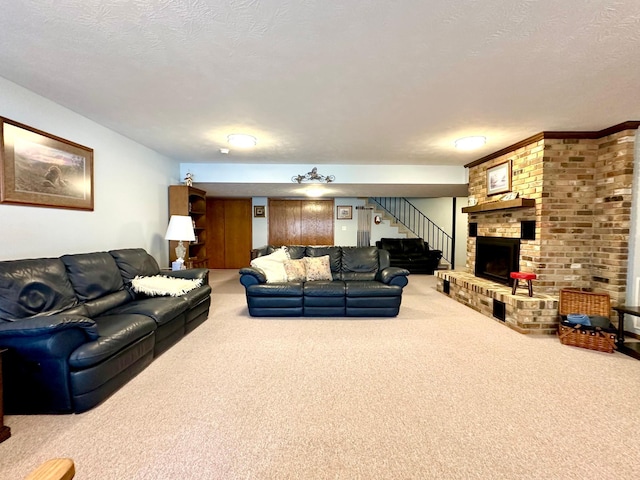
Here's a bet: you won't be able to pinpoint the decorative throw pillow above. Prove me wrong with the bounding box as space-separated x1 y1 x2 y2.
131 275 203 297
303 255 332 281
250 247 289 283
284 258 306 281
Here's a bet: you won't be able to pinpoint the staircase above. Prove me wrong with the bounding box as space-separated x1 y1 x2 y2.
369 197 454 269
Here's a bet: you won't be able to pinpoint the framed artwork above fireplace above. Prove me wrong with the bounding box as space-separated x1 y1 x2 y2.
487 160 511 195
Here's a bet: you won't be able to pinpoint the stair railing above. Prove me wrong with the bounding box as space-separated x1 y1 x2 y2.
369 197 454 267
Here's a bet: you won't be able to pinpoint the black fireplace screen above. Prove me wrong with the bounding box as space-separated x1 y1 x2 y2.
475 237 520 285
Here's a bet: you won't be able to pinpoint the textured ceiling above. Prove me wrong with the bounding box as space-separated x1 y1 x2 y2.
0 1 639 196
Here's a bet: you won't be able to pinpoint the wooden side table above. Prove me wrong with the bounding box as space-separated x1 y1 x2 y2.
0 348 11 443
612 306 640 360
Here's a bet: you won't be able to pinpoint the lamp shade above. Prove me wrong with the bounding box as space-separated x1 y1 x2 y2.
164 215 196 241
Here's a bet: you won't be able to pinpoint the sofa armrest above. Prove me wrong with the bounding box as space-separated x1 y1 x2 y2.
239 267 267 287
0 314 98 340
378 267 410 288
428 249 443 259
165 268 209 283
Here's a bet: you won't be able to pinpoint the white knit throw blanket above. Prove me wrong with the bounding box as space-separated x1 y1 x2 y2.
131 275 203 297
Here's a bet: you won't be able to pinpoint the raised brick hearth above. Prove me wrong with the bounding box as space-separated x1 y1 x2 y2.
436 271 558 334
439 122 638 333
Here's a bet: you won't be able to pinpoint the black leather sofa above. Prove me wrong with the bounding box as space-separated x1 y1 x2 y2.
375 237 443 274
239 246 409 317
0 248 211 414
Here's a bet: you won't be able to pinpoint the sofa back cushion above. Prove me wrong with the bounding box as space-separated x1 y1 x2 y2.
285 245 306 260
341 247 379 281
306 246 342 279
109 248 160 283
0 258 78 321
402 238 426 254
61 252 124 302
379 238 404 254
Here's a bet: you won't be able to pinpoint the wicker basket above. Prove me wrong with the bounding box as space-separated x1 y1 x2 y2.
557 289 617 353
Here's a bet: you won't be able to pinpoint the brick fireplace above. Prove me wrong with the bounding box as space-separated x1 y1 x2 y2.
437 121 638 334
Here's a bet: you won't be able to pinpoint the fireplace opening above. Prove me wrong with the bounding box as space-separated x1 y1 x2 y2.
475 236 520 286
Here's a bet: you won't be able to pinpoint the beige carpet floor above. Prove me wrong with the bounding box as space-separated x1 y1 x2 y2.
1 270 640 479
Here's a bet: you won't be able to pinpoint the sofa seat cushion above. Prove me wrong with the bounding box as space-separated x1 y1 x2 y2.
104 296 189 326
247 282 303 296
345 281 402 297
303 281 345 296
69 314 156 369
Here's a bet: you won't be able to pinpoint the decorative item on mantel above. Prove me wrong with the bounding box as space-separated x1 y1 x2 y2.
292 167 335 184
501 192 519 201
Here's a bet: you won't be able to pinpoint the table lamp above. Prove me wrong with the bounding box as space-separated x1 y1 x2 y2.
165 215 196 270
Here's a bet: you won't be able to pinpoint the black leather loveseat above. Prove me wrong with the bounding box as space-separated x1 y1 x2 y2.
239 245 409 317
375 237 443 274
0 248 211 414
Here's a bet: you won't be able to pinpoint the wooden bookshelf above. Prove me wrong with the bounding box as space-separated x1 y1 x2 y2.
168 186 208 268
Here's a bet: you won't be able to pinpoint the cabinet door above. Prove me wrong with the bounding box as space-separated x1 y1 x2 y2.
268 199 334 246
301 200 334 245
268 199 302 246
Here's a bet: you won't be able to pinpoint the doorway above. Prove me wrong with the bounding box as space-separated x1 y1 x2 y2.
206 198 252 268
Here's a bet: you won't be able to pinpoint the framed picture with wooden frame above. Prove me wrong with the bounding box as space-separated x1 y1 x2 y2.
486 160 511 196
0 117 94 210
336 205 352 220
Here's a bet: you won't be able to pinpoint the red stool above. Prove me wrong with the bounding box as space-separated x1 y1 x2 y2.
510 272 537 297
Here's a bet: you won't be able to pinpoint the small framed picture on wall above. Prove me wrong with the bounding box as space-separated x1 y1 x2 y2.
254 205 265 218
336 205 352 220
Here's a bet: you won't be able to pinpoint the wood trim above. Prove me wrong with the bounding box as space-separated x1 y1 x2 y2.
465 121 640 168
461 198 535 213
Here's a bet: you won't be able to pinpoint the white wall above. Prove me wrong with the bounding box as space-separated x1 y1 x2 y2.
406 197 468 269
333 198 364 245
252 196 269 248
0 77 178 264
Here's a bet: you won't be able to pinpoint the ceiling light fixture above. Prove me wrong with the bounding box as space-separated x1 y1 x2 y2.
292 167 335 184
305 187 325 198
227 134 257 148
454 136 486 150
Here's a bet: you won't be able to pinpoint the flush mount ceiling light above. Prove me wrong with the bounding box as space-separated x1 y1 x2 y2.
454 136 486 150
227 134 257 148
305 187 325 198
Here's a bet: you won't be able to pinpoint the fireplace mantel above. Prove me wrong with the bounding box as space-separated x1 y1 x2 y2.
462 198 535 213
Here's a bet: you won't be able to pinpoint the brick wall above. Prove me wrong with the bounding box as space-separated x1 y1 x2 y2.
466 125 637 306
